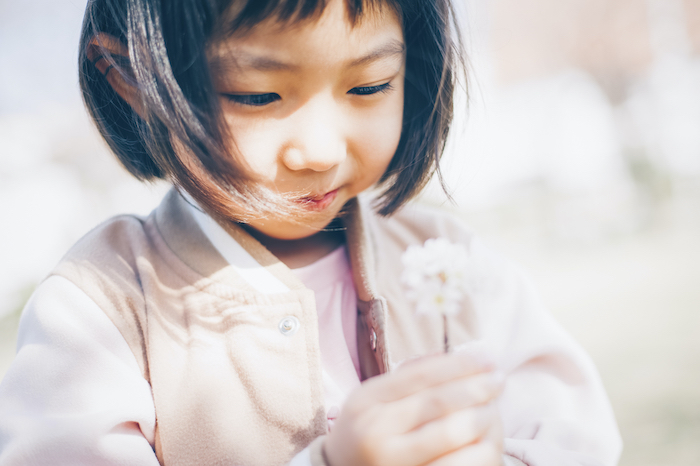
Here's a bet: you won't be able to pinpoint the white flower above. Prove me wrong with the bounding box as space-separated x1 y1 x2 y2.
401 238 469 317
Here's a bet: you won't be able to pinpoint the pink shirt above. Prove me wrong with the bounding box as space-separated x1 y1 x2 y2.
291 246 361 429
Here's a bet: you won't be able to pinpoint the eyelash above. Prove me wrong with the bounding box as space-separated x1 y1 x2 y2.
224 81 394 107
225 93 281 106
348 82 394 96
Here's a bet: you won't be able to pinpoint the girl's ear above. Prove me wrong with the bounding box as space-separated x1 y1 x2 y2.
87 33 145 117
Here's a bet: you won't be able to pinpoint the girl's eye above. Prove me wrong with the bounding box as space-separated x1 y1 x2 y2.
224 93 280 106
348 82 394 96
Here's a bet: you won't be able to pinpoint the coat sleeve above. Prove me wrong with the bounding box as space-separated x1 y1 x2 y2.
464 237 623 466
371 202 622 465
0 276 160 466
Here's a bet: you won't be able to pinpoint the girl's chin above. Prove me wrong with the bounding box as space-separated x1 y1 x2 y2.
241 189 351 241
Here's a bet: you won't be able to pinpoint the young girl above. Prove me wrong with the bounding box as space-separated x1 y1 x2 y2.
0 0 622 464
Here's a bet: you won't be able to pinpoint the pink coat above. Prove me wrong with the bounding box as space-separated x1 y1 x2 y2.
0 189 622 465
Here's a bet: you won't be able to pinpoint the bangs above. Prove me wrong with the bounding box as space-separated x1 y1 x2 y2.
216 0 397 36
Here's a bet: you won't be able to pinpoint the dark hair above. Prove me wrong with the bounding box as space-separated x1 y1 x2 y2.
79 0 465 219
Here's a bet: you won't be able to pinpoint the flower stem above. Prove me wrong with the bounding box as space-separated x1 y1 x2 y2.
443 313 450 353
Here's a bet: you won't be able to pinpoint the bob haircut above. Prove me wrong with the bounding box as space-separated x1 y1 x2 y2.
79 0 465 220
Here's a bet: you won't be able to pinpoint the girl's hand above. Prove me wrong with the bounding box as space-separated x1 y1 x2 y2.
323 352 504 466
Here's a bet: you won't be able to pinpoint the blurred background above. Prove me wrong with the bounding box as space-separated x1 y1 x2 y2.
1 0 698 464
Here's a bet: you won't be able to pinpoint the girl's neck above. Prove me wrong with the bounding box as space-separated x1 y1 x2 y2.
241 221 346 269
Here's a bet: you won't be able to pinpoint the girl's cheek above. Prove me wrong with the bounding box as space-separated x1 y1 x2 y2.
355 102 404 166
223 114 281 176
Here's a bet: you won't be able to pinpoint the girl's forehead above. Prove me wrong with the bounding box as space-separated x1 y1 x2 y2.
209 0 403 69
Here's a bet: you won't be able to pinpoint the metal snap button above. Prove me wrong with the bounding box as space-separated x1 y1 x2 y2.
279 316 300 336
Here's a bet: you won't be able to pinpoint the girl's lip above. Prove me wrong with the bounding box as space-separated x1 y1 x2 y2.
297 189 339 210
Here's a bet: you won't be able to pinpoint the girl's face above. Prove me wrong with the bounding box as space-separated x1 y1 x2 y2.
208 0 405 240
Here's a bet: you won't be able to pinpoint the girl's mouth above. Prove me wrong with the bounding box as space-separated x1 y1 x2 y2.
297 189 338 211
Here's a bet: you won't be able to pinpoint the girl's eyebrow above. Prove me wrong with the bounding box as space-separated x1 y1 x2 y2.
209 52 298 73
348 39 405 68
209 39 405 74
210 53 299 73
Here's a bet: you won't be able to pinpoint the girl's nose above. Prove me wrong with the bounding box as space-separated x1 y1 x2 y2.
280 98 347 172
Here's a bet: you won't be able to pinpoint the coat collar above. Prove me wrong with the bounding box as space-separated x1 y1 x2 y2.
153 187 391 374
154 188 381 301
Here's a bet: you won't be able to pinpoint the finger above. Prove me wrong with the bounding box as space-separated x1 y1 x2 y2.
482 417 505 456
387 371 503 432
425 438 503 466
391 403 498 466
360 352 495 404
